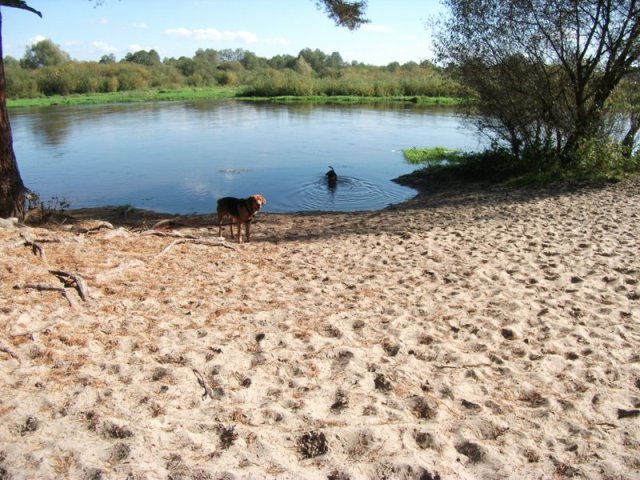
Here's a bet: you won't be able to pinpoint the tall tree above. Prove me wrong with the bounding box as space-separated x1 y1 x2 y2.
20 38 70 68
0 0 367 218
436 0 640 162
0 1 41 219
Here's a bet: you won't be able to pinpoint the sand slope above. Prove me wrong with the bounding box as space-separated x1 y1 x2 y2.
1 176 639 479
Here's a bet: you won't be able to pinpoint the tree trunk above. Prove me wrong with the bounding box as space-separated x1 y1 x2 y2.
0 9 26 219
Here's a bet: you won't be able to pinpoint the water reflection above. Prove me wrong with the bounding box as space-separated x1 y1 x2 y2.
10 101 481 213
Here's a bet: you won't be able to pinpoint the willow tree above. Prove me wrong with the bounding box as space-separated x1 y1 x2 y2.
0 0 368 219
435 0 640 163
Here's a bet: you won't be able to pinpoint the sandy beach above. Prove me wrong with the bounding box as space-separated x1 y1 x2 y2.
1 173 639 479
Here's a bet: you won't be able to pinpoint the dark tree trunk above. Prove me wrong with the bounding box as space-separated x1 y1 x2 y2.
0 9 26 219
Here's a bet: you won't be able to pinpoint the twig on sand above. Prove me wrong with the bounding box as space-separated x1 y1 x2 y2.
0 340 20 363
141 229 196 238
49 270 89 301
18 230 46 261
433 363 492 370
13 283 75 307
193 368 215 400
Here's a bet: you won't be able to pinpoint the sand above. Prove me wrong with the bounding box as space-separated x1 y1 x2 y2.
1 173 639 479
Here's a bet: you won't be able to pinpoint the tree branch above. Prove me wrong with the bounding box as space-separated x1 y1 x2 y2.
0 0 42 17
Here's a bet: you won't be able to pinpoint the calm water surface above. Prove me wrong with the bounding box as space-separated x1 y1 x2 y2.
10 101 480 214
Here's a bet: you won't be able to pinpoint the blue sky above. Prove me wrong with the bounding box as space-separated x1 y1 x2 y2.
2 1 444 66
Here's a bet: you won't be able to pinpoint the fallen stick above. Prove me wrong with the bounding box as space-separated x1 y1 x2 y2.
19 231 46 261
49 270 89 301
0 341 20 363
14 283 74 307
193 368 216 400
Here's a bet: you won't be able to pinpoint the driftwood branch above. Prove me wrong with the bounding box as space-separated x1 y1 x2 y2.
433 363 492 370
49 270 89 301
14 283 75 307
19 231 46 261
15 270 89 306
72 221 114 234
0 340 20 363
193 368 216 400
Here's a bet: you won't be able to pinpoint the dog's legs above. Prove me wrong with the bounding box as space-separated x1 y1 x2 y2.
228 220 234 240
245 221 251 242
217 213 223 238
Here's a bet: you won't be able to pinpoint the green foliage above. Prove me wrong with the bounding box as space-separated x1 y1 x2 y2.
20 39 70 69
572 138 640 180
6 86 239 108
123 49 161 67
436 0 640 160
5 42 465 102
410 138 640 186
403 147 463 165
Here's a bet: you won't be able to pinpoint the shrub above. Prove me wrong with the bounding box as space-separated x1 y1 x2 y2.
574 137 640 178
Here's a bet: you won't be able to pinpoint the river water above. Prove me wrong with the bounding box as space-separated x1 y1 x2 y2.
10 100 480 214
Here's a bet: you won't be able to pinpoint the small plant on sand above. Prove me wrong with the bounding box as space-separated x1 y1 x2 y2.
25 190 71 222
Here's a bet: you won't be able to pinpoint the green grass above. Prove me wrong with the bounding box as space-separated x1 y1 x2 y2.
8 88 463 109
238 95 462 106
7 86 240 108
402 146 464 165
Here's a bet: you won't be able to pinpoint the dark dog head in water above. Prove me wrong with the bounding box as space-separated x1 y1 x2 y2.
326 166 338 188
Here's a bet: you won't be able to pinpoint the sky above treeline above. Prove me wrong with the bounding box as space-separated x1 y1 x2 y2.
2 0 444 66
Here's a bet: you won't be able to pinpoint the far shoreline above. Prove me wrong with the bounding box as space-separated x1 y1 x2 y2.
7 87 464 109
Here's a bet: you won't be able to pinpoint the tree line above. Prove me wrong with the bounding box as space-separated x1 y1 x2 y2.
4 39 465 99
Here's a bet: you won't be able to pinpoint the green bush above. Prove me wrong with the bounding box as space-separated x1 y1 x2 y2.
574 137 640 178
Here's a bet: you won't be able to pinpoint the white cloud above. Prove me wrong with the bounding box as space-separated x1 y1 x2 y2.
28 34 47 46
132 22 149 30
165 27 192 37
361 24 394 33
93 41 118 54
164 27 285 45
98 17 109 25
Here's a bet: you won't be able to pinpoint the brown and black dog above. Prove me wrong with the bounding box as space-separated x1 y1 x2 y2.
216 194 266 243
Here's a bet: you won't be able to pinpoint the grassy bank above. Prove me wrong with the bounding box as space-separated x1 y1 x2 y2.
239 95 462 105
7 86 240 108
7 87 463 109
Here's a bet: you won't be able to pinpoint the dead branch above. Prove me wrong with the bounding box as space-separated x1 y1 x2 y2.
433 363 492 370
141 229 194 238
49 270 89 301
19 230 46 261
14 283 74 307
72 221 114 234
193 368 215 400
0 340 20 363
151 218 180 230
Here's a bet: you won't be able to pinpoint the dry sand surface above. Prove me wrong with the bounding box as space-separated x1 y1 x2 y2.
1 174 639 479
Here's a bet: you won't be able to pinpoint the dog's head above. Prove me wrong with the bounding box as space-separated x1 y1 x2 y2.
249 194 266 212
